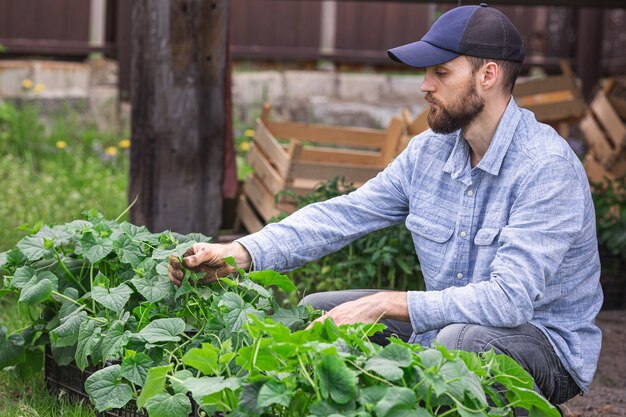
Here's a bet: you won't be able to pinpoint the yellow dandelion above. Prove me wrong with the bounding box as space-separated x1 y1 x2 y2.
22 79 33 89
33 83 46 94
55 140 67 149
118 139 131 149
239 141 251 152
104 146 118 156
244 129 255 138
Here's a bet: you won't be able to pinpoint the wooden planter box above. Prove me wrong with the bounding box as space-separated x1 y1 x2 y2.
45 345 201 417
580 79 626 182
237 104 405 233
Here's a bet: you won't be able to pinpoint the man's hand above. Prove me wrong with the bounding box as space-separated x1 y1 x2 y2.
306 291 409 329
168 242 252 286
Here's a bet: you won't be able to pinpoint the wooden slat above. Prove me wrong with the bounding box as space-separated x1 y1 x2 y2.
513 75 575 97
243 175 281 222
297 146 381 166
406 107 429 137
266 120 387 149
580 113 616 166
379 116 405 165
247 146 285 196
590 91 626 150
526 101 586 123
516 90 575 108
292 161 382 184
253 119 290 178
583 154 614 184
237 195 264 233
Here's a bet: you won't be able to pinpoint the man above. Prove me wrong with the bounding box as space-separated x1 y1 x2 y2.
169 4 601 407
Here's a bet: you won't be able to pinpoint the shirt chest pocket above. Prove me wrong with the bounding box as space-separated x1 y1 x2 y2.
406 213 454 279
473 227 500 246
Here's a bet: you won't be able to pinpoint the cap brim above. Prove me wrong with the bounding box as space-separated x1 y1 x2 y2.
387 40 460 68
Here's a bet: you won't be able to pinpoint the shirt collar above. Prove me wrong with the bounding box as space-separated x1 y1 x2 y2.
443 97 522 178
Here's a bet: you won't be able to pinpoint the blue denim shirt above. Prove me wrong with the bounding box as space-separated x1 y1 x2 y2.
238 99 602 391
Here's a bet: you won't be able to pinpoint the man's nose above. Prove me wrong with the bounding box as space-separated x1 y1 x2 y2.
420 73 434 92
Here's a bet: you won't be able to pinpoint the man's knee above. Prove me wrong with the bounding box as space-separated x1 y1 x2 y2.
299 292 332 312
435 323 501 353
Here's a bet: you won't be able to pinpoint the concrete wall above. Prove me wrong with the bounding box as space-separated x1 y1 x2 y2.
0 60 427 130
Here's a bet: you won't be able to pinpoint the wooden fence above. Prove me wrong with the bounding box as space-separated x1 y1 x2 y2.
0 0 625 97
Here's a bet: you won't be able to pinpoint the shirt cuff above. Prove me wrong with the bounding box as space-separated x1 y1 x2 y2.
234 235 264 271
407 290 446 334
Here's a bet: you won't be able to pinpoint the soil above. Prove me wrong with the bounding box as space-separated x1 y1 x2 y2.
561 309 626 417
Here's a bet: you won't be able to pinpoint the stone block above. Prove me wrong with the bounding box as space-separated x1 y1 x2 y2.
0 61 32 97
337 73 386 102
284 71 336 101
232 71 284 106
387 75 426 103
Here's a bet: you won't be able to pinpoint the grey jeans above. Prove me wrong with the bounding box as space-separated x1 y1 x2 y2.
300 289 581 407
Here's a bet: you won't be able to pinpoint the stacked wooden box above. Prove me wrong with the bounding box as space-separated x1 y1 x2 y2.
512 60 586 138
236 104 405 233
581 78 626 183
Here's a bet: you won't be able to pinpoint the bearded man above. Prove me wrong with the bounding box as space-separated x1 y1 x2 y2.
169 4 601 409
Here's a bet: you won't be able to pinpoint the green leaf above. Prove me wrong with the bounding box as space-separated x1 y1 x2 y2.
316 353 357 404
257 379 291 408
358 385 389 407
490 352 535 390
113 234 145 267
183 376 241 404
16 236 50 261
365 343 413 381
85 364 133 411
182 343 220 376
218 292 245 310
139 318 185 344
136 363 173 409
51 311 87 347
151 241 195 260
439 358 486 406
0 326 25 369
507 387 560 417
170 370 193 394
18 275 52 305
101 320 129 361
121 352 153 386
80 232 114 264
270 308 306 331
238 381 264 416
92 283 133 313
373 387 419 417
248 270 297 293
131 275 170 303
75 319 102 370
12 266 36 289
225 305 260 332
144 393 192 417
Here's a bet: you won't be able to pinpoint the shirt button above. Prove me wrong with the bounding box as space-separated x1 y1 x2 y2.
457 273 463 279
460 231 467 238
467 190 474 196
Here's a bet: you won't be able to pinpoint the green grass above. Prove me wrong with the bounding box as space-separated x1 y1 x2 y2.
0 101 129 415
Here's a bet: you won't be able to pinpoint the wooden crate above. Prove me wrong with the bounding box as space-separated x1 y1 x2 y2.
236 103 405 233
401 107 429 149
513 60 586 138
580 79 626 179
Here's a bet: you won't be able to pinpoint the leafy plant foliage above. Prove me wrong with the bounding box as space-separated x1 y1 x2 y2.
0 211 559 416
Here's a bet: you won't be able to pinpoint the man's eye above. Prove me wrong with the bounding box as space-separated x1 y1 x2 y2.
435 70 447 76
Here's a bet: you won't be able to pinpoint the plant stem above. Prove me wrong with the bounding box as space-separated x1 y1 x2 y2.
54 249 87 292
298 354 321 400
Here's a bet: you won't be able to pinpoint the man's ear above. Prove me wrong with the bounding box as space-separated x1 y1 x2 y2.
480 61 499 90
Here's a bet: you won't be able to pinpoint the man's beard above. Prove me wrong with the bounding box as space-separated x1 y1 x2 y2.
426 78 485 134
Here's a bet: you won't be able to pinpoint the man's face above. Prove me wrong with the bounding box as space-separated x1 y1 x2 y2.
421 57 485 134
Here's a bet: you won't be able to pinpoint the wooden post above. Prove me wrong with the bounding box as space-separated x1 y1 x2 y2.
129 0 229 237
576 7 604 100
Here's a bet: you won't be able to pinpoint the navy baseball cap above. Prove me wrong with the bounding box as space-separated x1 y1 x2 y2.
388 3 524 68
